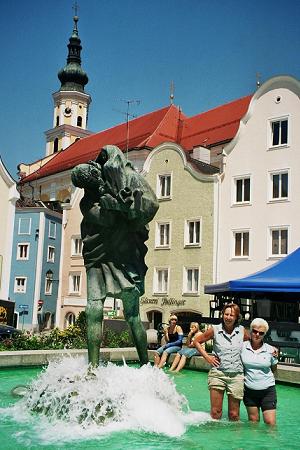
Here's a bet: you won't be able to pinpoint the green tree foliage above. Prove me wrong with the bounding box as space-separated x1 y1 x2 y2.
0 319 134 351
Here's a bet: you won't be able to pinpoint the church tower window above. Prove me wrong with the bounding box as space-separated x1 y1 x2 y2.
54 138 59 153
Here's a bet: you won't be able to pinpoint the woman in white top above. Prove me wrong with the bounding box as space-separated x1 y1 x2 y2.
194 303 249 421
241 318 278 426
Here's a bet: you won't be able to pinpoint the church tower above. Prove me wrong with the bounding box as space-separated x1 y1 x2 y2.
45 11 92 156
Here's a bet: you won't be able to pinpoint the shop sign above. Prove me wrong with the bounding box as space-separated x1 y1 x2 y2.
140 297 186 307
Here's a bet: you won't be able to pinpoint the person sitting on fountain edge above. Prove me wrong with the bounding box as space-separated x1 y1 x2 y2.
169 322 206 373
154 315 184 368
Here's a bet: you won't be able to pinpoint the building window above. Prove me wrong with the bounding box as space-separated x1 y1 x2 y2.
270 228 288 256
65 312 76 327
17 243 29 260
56 116 59 126
155 222 170 248
47 246 55 262
69 273 81 294
77 116 82 127
271 119 288 147
157 174 171 199
45 270 53 295
49 221 56 239
270 171 288 200
185 219 201 246
234 177 251 203
233 231 249 257
54 138 59 153
153 268 169 294
14 277 27 293
71 237 83 256
18 218 31 235
183 267 200 294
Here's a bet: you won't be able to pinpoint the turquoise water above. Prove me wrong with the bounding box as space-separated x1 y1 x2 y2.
1 364 300 450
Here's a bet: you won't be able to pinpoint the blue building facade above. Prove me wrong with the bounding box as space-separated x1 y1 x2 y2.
9 201 62 331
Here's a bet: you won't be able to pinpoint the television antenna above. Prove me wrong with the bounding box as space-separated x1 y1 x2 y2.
114 99 141 159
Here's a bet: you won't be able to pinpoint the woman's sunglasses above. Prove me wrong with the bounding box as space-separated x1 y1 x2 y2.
251 329 265 336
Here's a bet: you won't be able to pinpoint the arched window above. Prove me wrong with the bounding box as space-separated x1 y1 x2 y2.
65 312 76 328
56 116 59 126
45 270 53 295
53 138 59 153
44 312 52 329
77 116 82 127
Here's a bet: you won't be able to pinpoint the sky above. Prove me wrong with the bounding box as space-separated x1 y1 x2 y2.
1 0 299 178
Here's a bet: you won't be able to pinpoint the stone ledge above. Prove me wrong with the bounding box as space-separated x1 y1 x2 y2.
1 348 299 386
0 348 139 368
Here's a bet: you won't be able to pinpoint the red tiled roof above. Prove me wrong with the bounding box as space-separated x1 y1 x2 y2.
22 105 186 182
21 95 252 183
180 95 252 149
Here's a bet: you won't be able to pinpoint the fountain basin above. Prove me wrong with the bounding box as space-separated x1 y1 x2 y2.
1 361 300 450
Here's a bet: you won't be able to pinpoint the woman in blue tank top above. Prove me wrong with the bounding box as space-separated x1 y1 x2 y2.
154 315 184 368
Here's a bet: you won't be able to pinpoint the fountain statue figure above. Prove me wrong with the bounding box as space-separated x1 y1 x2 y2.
71 145 159 366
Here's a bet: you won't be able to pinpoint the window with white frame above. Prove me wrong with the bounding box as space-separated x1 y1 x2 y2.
185 219 201 246
155 222 170 248
14 277 27 293
49 221 56 239
45 270 53 295
17 243 29 260
153 268 169 294
234 176 251 203
71 236 83 256
270 171 289 200
69 273 81 294
233 231 249 257
157 174 171 199
18 218 31 235
270 227 288 256
183 267 200 294
270 118 288 147
47 246 55 262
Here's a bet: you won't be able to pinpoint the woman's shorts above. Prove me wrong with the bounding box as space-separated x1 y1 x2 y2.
243 385 277 411
208 368 244 400
178 347 200 358
155 345 182 356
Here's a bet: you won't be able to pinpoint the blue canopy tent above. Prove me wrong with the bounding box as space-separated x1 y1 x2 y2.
205 248 300 322
205 247 300 295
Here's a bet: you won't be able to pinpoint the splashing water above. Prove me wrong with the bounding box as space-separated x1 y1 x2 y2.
1 356 212 444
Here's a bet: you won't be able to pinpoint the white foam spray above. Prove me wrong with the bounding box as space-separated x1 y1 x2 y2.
1 356 212 444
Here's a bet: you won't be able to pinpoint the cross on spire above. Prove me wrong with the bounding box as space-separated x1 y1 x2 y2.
73 1 79 17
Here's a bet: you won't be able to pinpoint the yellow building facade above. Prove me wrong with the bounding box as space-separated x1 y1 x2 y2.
142 142 218 328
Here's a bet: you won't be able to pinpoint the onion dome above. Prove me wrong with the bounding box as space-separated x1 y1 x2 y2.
58 14 88 92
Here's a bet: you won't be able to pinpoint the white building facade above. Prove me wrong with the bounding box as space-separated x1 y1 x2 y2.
216 76 300 283
0 158 19 301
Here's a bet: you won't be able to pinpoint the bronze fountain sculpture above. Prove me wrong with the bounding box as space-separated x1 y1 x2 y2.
71 145 159 366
